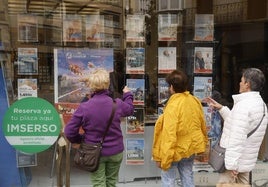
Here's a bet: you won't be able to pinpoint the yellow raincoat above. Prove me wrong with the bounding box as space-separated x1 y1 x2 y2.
152 91 208 170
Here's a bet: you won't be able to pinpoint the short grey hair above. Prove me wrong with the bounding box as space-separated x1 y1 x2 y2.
242 68 266 91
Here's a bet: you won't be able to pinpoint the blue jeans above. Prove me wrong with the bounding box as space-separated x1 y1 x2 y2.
161 155 195 187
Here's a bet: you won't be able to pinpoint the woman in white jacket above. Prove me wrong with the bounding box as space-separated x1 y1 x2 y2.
204 68 268 184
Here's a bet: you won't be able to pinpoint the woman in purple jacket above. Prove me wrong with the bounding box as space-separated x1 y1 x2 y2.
64 68 134 187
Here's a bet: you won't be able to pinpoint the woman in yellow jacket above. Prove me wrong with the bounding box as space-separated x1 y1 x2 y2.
152 70 208 187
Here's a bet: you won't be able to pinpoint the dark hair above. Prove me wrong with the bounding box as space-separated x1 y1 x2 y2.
242 68 266 91
165 70 188 93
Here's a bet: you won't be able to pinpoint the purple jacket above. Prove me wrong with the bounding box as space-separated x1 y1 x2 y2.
64 90 134 156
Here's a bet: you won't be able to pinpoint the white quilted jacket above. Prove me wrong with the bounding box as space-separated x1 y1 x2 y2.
219 91 268 172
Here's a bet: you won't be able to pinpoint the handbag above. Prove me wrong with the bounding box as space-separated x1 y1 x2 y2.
74 100 117 172
209 103 266 173
74 142 102 172
208 139 226 173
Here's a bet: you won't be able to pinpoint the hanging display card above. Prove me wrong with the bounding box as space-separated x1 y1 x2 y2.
126 48 145 74
126 138 145 165
194 47 213 74
126 78 145 106
126 15 145 42
193 76 212 100
126 108 145 134
17 79 38 99
17 48 38 75
194 14 214 41
158 14 177 41
158 47 176 74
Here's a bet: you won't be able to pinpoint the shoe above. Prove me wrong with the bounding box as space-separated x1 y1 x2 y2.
263 158 268 162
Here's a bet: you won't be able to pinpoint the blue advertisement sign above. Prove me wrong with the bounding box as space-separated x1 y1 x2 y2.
0 67 22 186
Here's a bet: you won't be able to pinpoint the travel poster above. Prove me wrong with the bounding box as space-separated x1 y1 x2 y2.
158 78 169 104
194 47 213 74
126 78 145 105
126 108 145 134
126 15 145 42
86 15 105 42
126 48 145 74
17 79 38 99
18 48 38 75
158 14 177 41
63 15 82 42
194 14 214 41
193 76 212 100
126 138 145 165
54 48 114 103
158 47 176 74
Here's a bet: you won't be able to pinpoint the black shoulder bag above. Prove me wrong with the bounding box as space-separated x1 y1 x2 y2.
209 103 266 173
74 100 117 172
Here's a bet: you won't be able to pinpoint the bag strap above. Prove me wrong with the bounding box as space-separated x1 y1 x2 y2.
247 103 266 138
100 100 117 144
